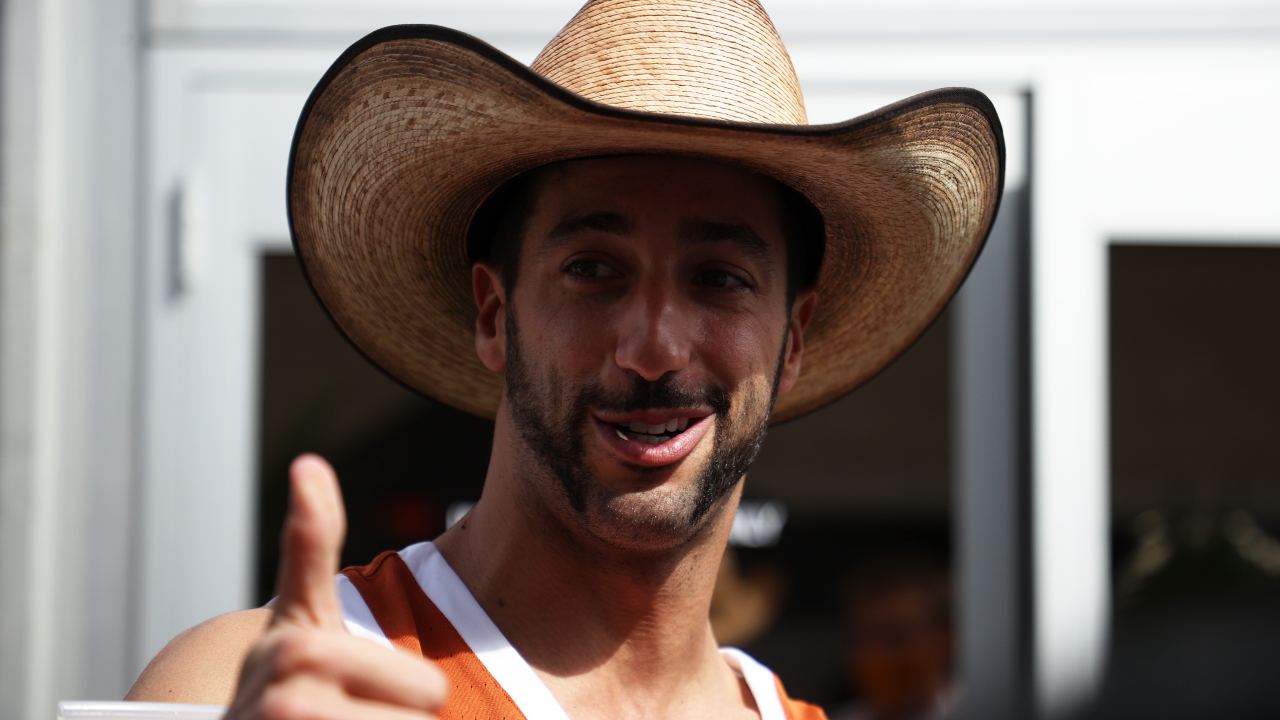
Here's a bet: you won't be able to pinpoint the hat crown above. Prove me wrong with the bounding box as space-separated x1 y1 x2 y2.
531 0 807 124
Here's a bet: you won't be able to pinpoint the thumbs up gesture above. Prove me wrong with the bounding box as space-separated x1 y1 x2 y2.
225 455 448 719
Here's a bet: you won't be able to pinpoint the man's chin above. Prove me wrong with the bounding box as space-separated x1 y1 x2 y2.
577 487 726 554
567 421 741 550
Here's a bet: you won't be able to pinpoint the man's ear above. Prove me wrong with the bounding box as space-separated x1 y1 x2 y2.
473 262 506 373
776 288 818 397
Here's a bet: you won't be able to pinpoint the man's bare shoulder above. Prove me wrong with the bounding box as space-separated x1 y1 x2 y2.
126 607 271 705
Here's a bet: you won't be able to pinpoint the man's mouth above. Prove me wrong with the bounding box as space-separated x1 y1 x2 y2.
592 411 714 467
610 417 693 445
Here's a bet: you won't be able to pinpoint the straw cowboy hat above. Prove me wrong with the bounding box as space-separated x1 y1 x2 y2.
288 0 1005 423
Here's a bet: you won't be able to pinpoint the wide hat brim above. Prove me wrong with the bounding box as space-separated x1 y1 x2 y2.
288 25 1005 424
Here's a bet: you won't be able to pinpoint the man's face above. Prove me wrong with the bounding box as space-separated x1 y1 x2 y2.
477 155 814 552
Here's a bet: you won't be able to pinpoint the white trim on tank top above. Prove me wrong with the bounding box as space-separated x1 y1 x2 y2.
335 540 788 720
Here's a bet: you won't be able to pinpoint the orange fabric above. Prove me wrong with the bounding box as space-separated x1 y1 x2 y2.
343 551 828 720
342 551 526 720
774 675 829 720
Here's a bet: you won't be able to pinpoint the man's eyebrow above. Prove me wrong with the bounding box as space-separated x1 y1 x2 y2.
545 211 633 245
679 219 775 264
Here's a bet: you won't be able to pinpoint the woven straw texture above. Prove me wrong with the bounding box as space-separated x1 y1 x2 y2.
288 0 1005 423
532 0 806 123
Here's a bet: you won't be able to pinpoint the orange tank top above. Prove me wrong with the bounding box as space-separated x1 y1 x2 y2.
338 542 827 720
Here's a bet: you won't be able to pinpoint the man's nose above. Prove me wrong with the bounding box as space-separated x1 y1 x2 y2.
613 284 692 382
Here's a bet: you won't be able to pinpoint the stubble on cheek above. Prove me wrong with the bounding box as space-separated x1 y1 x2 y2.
504 311 591 514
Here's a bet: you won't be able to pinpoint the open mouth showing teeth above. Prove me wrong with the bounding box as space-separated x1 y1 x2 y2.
612 418 692 445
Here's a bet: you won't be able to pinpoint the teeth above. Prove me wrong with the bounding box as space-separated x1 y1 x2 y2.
615 417 693 440
625 421 673 435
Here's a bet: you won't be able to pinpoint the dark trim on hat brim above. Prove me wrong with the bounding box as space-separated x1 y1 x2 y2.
286 23 1008 424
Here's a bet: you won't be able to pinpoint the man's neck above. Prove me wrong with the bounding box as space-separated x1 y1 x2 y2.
432 425 750 719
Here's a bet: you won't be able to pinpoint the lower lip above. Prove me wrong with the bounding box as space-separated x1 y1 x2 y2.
593 415 713 468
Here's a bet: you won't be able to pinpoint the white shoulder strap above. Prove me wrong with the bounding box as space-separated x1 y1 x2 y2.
336 572 393 649
399 541 572 720
720 647 789 720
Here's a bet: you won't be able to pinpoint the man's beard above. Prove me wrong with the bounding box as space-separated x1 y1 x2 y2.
503 310 785 544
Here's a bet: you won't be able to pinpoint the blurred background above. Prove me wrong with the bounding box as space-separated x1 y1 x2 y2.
2 1 1277 718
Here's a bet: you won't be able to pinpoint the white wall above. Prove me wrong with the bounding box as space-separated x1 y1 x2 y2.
1 0 141 717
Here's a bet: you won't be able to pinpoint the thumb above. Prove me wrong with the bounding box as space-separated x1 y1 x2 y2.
271 453 347 631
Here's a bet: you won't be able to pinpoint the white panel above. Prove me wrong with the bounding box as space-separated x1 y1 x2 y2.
147 0 1280 36
141 54 257 662
149 0 585 41
1031 66 1110 714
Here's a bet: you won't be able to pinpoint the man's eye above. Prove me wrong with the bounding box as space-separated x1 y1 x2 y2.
694 268 750 290
563 258 619 279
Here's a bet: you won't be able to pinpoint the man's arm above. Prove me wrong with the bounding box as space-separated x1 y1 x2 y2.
126 608 270 704
124 455 447 718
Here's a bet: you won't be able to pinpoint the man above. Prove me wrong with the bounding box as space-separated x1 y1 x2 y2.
127 1 1003 718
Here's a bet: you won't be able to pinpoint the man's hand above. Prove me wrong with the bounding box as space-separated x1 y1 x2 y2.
224 454 448 719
